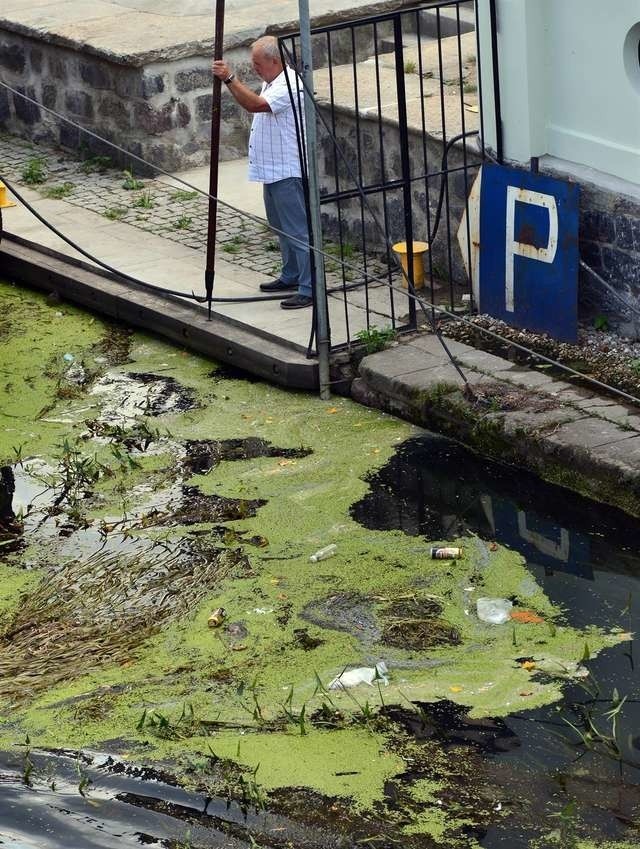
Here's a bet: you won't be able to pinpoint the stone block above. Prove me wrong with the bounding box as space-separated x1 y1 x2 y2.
548 417 636 451
142 74 165 99
98 96 131 130
13 87 40 124
59 121 81 150
602 246 640 289
221 95 239 120
581 209 615 245
79 62 112 90
134 100 190 135
113 71 143 99
42 85 57 110
580 239 602 271
615 215 634 251
30 47 43 74
0 88 10 124
0 43 25 74
65 90 94 119
49 55 68 82
175 68 213 92
196 93 213 121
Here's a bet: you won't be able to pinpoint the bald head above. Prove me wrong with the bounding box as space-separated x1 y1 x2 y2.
251 35 283 82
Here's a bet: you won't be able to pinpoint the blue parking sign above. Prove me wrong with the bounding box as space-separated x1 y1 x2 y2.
479 163 580 343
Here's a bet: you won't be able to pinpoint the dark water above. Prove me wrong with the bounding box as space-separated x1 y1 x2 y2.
2 433 640 847
353 433 640 846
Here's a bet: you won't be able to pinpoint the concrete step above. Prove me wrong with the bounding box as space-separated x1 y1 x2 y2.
313 47 479 140
370 31 477 84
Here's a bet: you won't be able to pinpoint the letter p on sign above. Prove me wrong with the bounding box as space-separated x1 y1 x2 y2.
479 163 579 343
505 187 558 313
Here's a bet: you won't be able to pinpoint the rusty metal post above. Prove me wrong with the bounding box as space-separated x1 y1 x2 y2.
205 0 225 320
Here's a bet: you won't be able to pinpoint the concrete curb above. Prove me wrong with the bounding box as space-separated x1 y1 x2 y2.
352 335 640 518
1 234 318 390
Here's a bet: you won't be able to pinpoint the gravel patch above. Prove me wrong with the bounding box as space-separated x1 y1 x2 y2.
442 314 640 401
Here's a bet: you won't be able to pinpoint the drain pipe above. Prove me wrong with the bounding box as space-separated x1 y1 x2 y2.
299 0 331 399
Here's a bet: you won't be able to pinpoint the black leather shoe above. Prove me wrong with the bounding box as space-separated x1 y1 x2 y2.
280 294 313 310
259 278 298 292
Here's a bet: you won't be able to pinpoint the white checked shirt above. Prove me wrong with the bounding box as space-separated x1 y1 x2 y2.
248 67 304 184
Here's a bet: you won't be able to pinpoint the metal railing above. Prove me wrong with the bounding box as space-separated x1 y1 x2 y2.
280 0 501 353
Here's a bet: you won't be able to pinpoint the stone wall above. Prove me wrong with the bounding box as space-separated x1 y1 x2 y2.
0 30 261 173
578 183 640 334
0 25 391 175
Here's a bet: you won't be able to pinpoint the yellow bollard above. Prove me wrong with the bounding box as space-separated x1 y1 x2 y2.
0 181 16 209
392 240 429 289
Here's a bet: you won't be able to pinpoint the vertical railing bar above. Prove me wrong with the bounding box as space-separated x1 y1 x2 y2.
326 29 351 348
394 12 416 328
436 7 455 309
456 2 474 311
349 25 366 346
415 7 437 319
280 35 317 357
373 20 396 329
488 0 504 162
357 27 373 329
473 0 487 159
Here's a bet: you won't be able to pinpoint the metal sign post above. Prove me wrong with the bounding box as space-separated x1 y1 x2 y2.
204 0 225 320
298 0 331 399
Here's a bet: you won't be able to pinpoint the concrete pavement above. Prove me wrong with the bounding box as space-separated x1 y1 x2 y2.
0 134 397 352
1 0 428 62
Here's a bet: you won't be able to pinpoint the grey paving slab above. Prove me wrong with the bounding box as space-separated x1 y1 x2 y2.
1 0 425 62
489 407 587 438
546 418 638 451
360 347 465 401
573 402 640 428
489 367 558 391
591 436 640 470
8 0 124 28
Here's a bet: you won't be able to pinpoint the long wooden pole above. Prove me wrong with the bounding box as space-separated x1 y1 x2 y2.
205 0 225 320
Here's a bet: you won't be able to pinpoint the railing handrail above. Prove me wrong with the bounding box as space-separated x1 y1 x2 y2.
290 0 475 38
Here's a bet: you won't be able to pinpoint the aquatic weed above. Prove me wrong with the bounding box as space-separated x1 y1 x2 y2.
21 158 46 185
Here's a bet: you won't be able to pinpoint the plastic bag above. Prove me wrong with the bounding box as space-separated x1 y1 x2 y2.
328 661 389 690
476 597 513 624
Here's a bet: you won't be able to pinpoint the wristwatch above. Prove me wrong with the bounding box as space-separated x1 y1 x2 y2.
223 73 235 85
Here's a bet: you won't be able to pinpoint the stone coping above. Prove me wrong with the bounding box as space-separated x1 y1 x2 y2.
353 333 640 517
0 0 422 67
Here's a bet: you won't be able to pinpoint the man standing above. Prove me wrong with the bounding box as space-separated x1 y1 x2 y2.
213 36 313 310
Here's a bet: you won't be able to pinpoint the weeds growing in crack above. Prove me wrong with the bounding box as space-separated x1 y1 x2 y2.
280 685 308 736
136 702 203 741
205 745 267 815
20 735 34 787
237 677 267 727
77 758 92 797
547 799 579 848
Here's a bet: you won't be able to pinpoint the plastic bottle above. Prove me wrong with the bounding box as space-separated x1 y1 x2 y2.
309 544 337 563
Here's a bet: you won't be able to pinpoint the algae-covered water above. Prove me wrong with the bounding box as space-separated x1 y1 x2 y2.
0 279 638 848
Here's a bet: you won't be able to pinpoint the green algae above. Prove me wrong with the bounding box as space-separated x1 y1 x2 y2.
0 280 636 841
0 564 41 625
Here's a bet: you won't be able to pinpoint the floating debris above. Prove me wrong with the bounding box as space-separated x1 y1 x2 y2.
0 541 246 703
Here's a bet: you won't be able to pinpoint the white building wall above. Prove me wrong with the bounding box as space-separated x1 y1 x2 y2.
478 0 640 186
